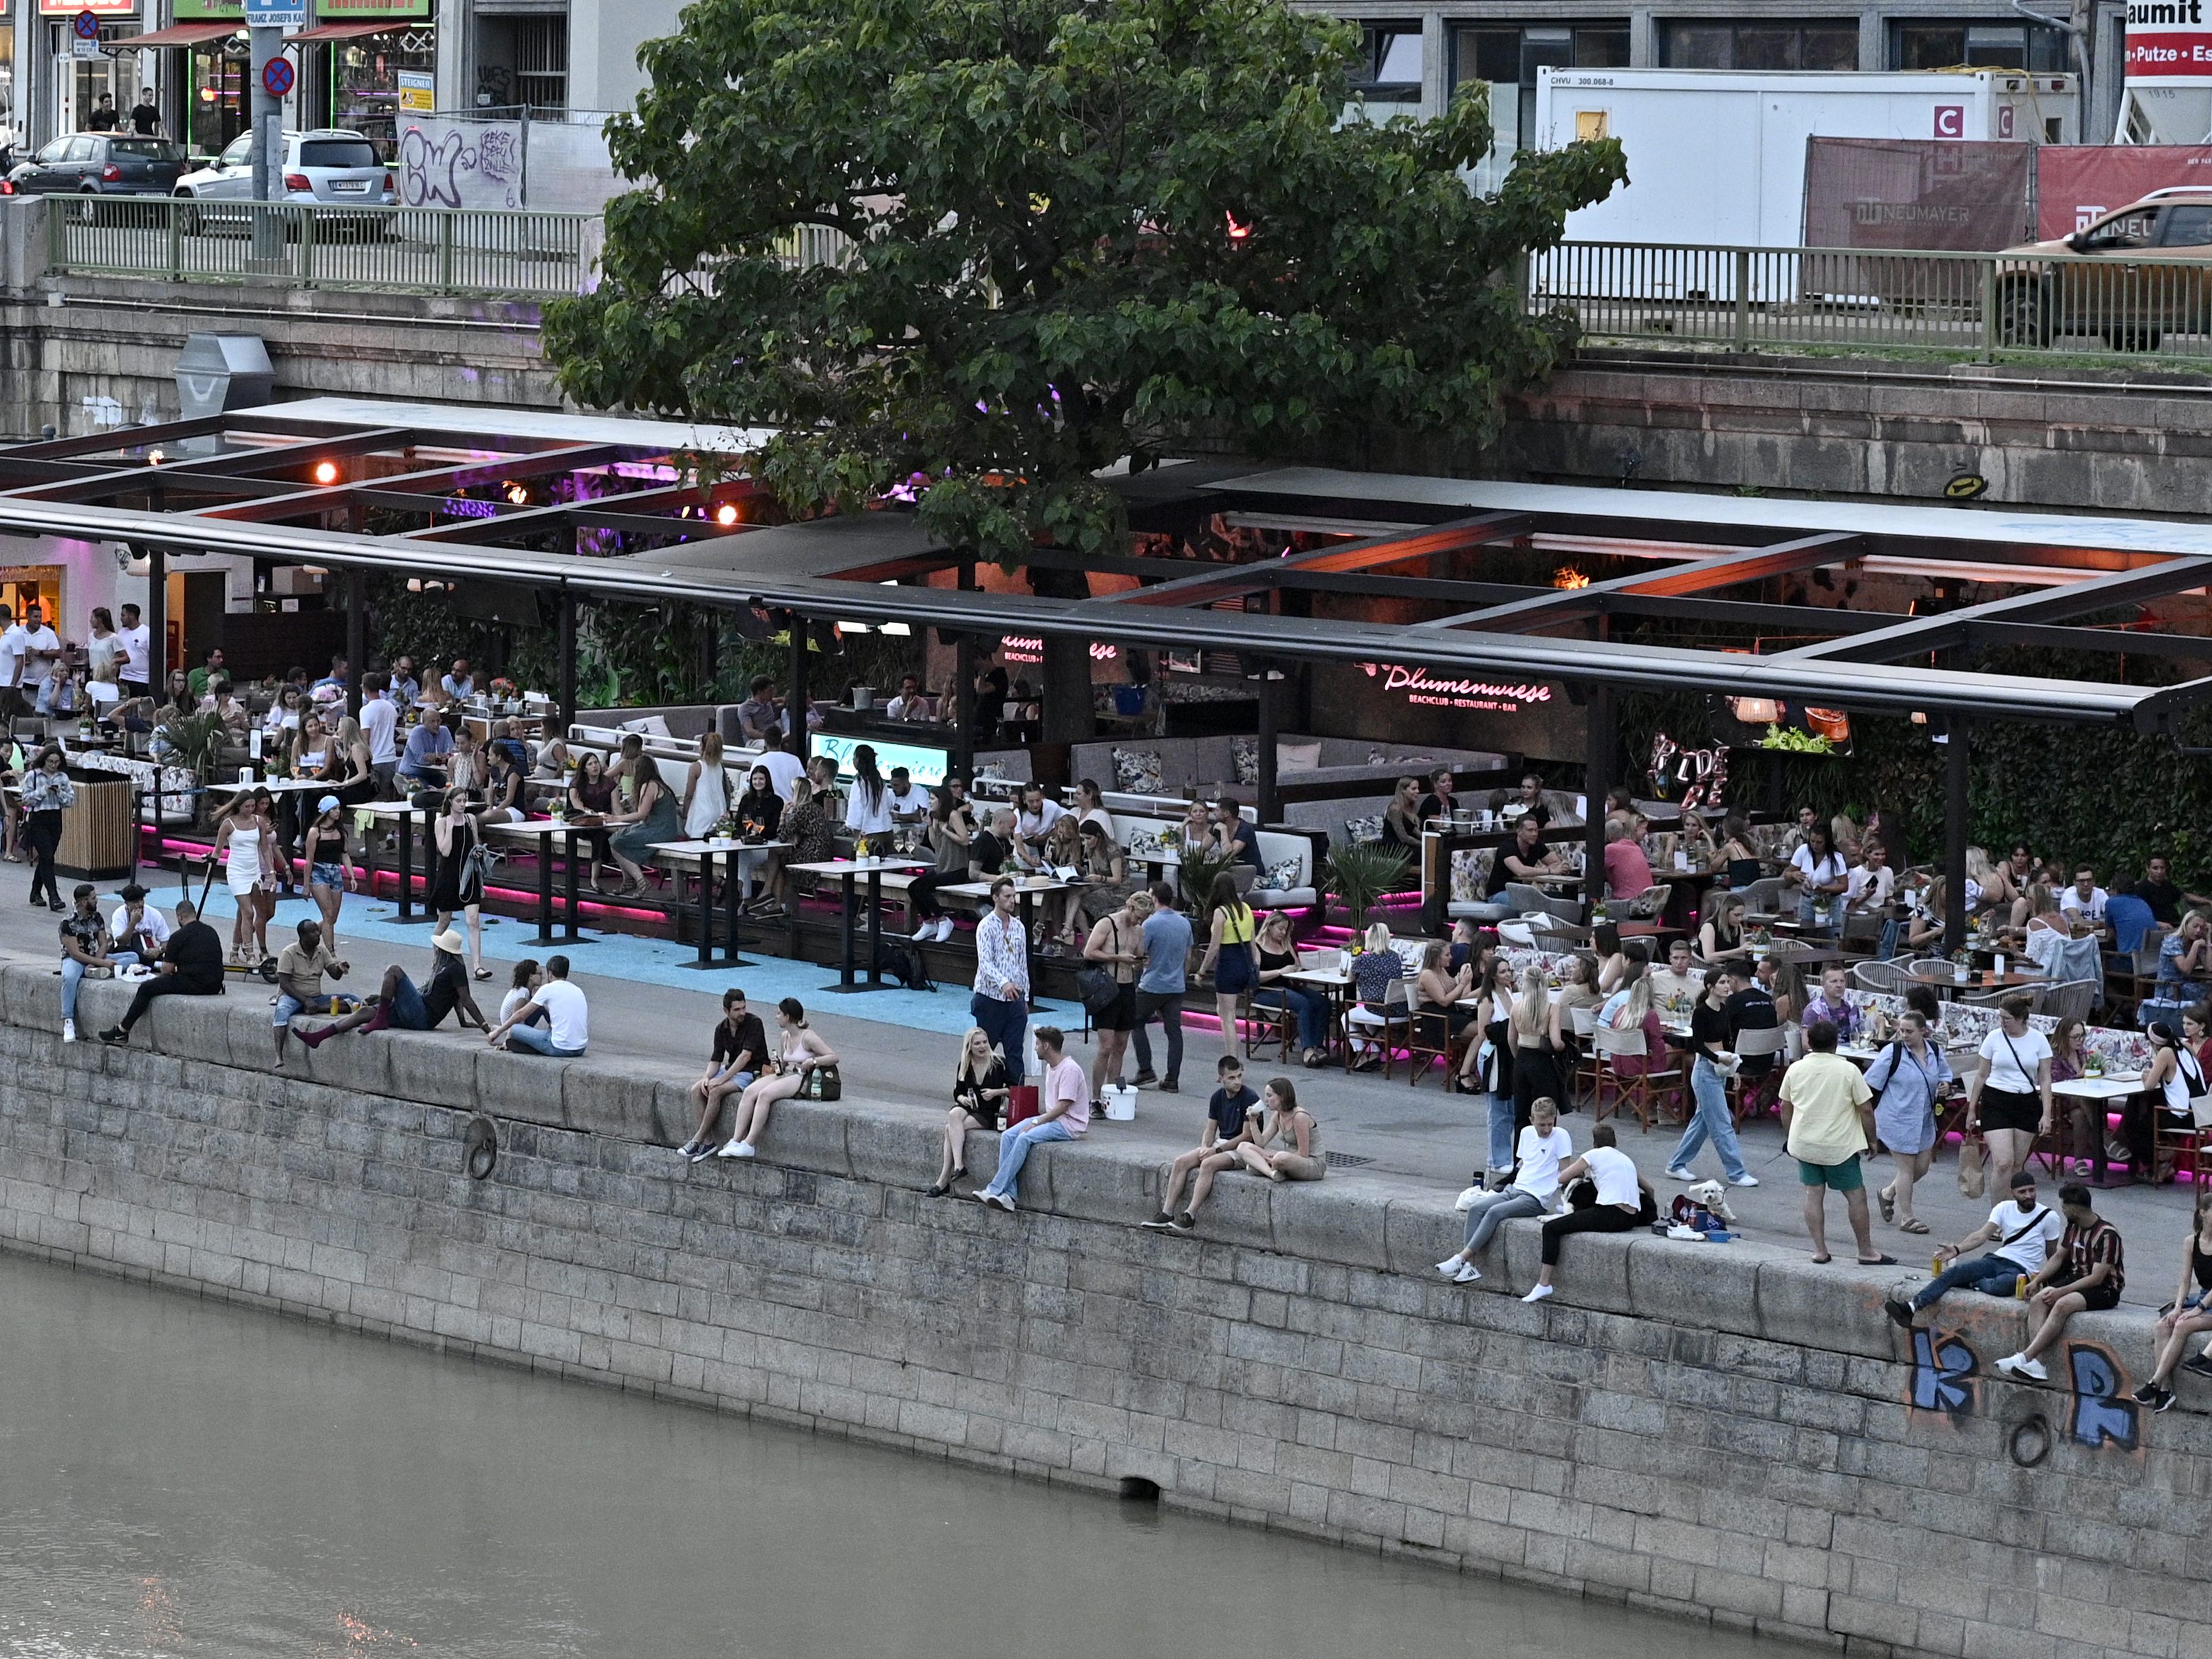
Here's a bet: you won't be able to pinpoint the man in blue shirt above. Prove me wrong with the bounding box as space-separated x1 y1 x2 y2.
2104 876 2158 957
1213 796 1264 870
398 705 455 788
1131 881 1191 1092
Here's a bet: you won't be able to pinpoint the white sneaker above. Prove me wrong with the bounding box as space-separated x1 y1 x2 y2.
934 917 955 942
1435 1257 1462 1276
715 1141 755 1159
1521 1283 1554 1304
1663 1165 1695 1182
1997 1353 2047 1382
1728 1173 1760 1188
911 922 935 941
61 1019 74 1043
1454 1262 1482 1284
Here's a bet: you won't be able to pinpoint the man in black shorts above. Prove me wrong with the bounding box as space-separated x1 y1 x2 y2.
1996 1184 2123 1382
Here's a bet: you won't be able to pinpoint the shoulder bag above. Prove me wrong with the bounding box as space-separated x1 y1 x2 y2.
799 1062 843 1103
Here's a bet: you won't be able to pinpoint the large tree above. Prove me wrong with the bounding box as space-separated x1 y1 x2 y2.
545 0 1625 569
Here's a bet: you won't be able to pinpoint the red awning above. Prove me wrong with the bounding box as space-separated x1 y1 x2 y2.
124 21 243 49
284 21 409 41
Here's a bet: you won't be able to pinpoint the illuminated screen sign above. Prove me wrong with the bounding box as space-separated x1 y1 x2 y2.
810 733 949 788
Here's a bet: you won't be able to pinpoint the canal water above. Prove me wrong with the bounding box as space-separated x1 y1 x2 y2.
0 1254 1781 1658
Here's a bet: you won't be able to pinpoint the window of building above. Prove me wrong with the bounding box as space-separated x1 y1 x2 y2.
1450 22 1629 154
1349 22 1424 102
1889 21 2067 72
1658 20 1858 70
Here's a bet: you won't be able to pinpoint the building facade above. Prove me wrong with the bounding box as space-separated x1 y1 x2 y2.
1322 0 2125 152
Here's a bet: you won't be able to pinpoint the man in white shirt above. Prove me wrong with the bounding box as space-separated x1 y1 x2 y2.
885 674 933 722
388 657 421 711
116 603 152 699
358 673 400 796
1887 1169 2063 1326
757 745 806 801
884 766 929 827
16 604 59 696
1846 842 1895 912
109 882 171 959
0 605 25 719
1015 785 1065 844
488 953 588 1056
2059 867 2110 938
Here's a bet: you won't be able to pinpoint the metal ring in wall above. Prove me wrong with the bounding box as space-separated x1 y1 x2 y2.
464 1116 498 1182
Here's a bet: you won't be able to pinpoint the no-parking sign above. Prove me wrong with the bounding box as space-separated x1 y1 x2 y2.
261 56 294 99
71 10 98 61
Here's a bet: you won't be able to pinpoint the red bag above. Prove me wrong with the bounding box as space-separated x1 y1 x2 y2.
1006 1085 1041 1127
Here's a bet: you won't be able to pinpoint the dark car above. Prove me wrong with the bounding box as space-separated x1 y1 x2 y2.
4 132 187 202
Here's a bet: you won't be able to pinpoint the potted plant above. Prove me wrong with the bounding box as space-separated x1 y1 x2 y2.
153 711 226 826
1176 845 1238 916
1323 841 1410 931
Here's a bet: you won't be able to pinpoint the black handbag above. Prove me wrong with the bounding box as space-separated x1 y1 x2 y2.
799 1063 842 1102
1076 966 1120 1014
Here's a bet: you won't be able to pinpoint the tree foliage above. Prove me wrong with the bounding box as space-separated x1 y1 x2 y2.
544 0 1625 562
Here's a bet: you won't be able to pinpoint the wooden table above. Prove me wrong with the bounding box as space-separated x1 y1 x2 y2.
650 837 792 970
788 857 931 993
481 816 598 948
1898 963 2045 998
356 799 436 925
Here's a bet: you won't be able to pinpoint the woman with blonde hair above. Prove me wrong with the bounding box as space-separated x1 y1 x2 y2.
1510 962 1563 1127
680 730 731 840
927 1026 1010 1196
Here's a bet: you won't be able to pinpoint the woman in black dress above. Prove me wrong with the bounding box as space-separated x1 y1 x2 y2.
929 1026 1011 1195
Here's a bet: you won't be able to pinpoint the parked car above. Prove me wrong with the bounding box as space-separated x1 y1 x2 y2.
3 132 186 205
173 128 394 235
1996 193 2212 352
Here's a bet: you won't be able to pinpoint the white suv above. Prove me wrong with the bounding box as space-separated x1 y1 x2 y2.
174 128 393 232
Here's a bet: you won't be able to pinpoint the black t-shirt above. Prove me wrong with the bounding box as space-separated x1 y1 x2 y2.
735 791 781 841
712 1013 768 1071
1207 1084 1259 1139
970 830 1008 877
163 920 224 992
2140 879 2184 926
87 107 119 131
129 104 161 135
1417 792 1452 825
1689 998 1729 1057
420 951 467 1027
1723 987 1779 1076
1488 842 1546 897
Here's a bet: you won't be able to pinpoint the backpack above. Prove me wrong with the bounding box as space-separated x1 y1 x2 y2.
875 942 934 993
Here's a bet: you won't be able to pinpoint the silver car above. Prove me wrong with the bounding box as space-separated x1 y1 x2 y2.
174 128 393 234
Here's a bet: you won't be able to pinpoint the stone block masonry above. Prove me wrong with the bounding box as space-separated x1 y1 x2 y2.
1 962 2206 1659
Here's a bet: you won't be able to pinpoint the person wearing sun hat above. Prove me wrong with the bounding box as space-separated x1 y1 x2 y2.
293 929 488 1049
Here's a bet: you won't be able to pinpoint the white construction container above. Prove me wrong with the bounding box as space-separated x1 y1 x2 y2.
1534 67 2077 250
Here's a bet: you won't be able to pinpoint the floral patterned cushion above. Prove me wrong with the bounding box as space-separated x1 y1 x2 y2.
1257 855 1305 893
1232 737 1259 786
1342 815 1383 846
1112 748 1164 794
1450 847 1495 904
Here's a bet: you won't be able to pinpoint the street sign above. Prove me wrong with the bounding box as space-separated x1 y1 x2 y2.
243 0 309 27
71 9 98 58
261 56 294 98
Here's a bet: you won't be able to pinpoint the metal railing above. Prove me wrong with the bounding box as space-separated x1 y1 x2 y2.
47 197 599 299
1531 241 2212 362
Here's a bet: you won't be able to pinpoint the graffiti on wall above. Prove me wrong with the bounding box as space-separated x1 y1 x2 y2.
1906 1330 2138 1455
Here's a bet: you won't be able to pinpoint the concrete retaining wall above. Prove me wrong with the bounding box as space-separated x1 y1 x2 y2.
0 963 2204 1659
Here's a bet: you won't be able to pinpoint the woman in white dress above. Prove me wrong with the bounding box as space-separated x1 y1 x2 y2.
214 786 279 966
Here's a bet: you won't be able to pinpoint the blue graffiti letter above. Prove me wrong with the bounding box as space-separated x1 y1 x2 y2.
1913 1327 1977 1418
2067 1345 2137 1450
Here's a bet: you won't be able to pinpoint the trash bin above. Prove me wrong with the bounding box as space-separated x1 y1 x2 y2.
173 333 274 418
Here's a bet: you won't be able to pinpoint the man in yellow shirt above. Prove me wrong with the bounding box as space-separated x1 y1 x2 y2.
1779 1019 1895 1267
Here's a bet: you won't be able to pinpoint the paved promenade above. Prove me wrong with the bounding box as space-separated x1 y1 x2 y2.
9 869 2197 1310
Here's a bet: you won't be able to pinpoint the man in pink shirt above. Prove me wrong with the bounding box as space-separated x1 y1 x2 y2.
976 1026 1089 1211
1603 818 1653 902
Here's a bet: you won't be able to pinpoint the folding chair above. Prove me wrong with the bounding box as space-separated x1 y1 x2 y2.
1590 1023 1683 1133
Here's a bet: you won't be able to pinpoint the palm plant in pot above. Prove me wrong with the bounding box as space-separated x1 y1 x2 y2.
1175 845 1239 916
153 712 228 827
1323 841 1410 931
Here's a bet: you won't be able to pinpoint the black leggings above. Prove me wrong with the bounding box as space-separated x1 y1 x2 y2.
1540 1203 1642 1266
23 808 61 903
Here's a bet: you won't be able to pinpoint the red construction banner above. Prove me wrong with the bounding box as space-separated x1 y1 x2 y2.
1803 138 2033 250
2036 144 2212 238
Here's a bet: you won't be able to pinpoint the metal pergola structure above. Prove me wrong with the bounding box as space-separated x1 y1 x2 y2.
4 402 2212 951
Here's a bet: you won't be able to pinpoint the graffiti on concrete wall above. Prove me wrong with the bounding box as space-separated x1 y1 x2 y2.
1907 1331 2138 1455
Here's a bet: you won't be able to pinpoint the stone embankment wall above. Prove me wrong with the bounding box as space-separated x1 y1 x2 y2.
0 963 2204 1659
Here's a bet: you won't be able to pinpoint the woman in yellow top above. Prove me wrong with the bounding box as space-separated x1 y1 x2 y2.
1197 870 1259 1069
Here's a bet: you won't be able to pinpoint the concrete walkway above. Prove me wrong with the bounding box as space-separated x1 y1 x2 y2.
12 858 2200 1311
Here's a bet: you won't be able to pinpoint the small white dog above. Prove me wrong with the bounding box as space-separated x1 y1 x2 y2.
1687 1180 1737 1224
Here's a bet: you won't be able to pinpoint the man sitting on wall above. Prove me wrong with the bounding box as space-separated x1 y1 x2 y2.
974 1026 1087 1213
98 899 223 1046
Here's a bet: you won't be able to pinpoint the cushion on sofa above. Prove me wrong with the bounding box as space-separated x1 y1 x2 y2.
1277 740 1323 774
1112 748 1166 794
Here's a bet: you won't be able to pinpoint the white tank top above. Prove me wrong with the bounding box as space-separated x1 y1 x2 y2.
685 764 729 838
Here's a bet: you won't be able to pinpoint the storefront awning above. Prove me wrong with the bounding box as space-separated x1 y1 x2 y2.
285 21 406 41
126 22 243 49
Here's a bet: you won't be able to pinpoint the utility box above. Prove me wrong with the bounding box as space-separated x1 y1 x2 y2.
173 333 274 419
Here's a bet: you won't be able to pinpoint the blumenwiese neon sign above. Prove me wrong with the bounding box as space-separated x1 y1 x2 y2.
1360 662 1553 714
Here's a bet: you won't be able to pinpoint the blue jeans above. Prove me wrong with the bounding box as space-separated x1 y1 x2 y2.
1488 1091 1517 1173
981 1118 1074 1202
970 991 1028 1085
1254 986 1327 1053
1669 1055 1749 1182
1911 1253 2025 1310
62 951 135 1021
507 1023 585 1057
1462 1187 1545 1253
1799 892 1845 934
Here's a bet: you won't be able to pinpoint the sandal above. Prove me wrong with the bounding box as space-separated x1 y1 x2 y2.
473 967 492 981
1878 1189 1895 1224
1898 1218 1930 1235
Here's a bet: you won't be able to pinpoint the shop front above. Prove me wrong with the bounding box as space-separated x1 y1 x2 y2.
133 6 246 158
39 0 131 139
290 0 432 155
